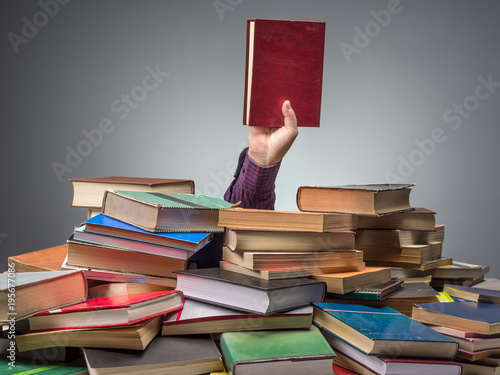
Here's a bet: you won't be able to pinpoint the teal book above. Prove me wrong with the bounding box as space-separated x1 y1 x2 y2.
102 190 237 232
312 302 458 358
412 301 500 335
220 325 335 375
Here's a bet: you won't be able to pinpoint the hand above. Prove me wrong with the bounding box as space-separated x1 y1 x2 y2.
247 100 299 166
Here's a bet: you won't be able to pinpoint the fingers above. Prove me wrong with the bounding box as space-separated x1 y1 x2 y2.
282 100 298 139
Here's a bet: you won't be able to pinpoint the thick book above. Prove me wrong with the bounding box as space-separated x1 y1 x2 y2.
83 334 224 374
437 330 500 352
7 244 69 272
219 260 364 280
73 224 210 260
222 246 364 271
366 256 453 271
23 290 184 331
443 284 500 304
70 176 195 208
297 184 414 216
66 238 187 278
102 190 236 232
16 315 163 352
311 267 392 295
324 331 462 375
355 226 444 248
218 208 357 232
432 261 490 279
224 227 355 252
361 242 443 265
356 207 436 231
312 302 458 358
243 19 325 127
220 325 335 375
412 301 500 335
0 270 87 323
161 299 312 335
84 213 212 251
175 267 326 315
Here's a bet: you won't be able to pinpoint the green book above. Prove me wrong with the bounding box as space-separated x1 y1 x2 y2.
102 190 237 232
0 358 87 374
220 325 335 374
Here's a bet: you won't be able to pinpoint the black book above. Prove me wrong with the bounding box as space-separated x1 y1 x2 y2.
83 335 224 375
175 268 326 315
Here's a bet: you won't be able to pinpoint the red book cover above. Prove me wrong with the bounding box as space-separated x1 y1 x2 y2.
27 290 184 331
243 19 326 127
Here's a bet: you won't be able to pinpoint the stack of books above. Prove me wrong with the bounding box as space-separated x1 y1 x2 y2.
63 181 237 287
413 301 500 373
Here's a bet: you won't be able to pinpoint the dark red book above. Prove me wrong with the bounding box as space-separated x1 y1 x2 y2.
23 290 184 331
243 19 325 127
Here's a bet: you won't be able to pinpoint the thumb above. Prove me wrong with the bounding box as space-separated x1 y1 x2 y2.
282 100 298 138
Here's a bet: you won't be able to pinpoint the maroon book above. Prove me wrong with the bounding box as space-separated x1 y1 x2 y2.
243 19 326 127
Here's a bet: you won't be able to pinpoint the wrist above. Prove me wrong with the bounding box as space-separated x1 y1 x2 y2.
248 150 280 167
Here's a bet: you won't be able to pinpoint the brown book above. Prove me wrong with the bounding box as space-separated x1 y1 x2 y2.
222 246 364 271
16 315 162 352
361 242 443 265
70 176 195 208
224 227 355 252
218 208 357 232
367 256 453 271
297 183 414 216
219 260 365 280
66 239 187 278
0 270 87 322
312 267 391 294
355 226 444 248
356 207 436 230
8 244 68 272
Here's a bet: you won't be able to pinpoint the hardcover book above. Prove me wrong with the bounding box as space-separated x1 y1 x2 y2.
23 290 184 331
218 208 357 232
16 315 163 352
356 207 436 230
102 190 236 232
220 325 335 375
222 247 364 271
324 331 462 375
443 284 500 304
224 227 355 252
84 213 212 251
312 302 458 358
66 238 188 278
412 301 500 335
0 270 87 323
83 334 224 374
175 268 326 315
243 19 325 127
297 183 414 216
73 224 210 260
327 279 403 301
7 244 69 272
70 176 195 208
162 299 313 335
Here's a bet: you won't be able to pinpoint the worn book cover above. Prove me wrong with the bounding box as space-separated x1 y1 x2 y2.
243 19 325 127
313 302 458 358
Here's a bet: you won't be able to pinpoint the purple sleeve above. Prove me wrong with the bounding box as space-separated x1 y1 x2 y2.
224 152 280 210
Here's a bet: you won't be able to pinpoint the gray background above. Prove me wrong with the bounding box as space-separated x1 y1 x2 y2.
1 0 499 277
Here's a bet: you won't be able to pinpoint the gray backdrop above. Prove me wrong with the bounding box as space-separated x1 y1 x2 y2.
1 0 499 278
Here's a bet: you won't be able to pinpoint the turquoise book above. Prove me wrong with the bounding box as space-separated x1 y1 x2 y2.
220 325 335 375
102 190 237 232
312 302 458 359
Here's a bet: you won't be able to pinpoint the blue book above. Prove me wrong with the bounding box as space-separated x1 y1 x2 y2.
84 214 212 251
413 301 500 335
312 302 458 358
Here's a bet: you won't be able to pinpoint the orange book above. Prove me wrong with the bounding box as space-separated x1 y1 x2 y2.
8 244 68 272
